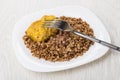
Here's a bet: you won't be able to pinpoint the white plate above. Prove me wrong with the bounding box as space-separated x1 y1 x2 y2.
12 6 111 72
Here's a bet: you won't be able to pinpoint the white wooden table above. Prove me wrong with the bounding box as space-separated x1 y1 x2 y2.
0 0 120 80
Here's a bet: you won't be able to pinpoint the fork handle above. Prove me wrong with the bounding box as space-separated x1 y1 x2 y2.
72 30 120 52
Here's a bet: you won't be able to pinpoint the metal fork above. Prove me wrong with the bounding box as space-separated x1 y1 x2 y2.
43 20 120 52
